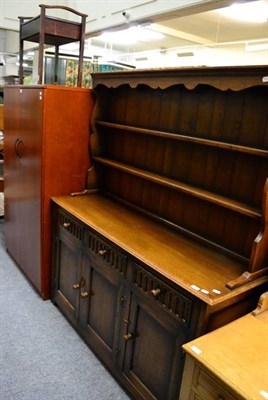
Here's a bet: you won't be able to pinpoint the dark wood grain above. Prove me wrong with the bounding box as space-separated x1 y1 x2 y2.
94 156 261 219
91 71 268 273
51 66 268 400
95 121 268 157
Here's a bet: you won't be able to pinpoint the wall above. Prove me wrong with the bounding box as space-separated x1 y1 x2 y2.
70 0 234 35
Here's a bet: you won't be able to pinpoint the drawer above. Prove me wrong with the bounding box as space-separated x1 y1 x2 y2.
193 365 238 400
131 262 193 326
58 210 84 242
84 230 127 277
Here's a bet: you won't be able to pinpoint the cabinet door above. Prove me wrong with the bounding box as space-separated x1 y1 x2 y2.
79 232 127 370
4 88 22 264
122 290 189 400
4 87 43 290
120 262 194 400
52 211 84 326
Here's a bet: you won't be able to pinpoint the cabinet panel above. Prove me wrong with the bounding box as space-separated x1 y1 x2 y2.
52 213 84 325
123 291 188 400
79 254 125 369
53 233 82 323
4 88 42 289
192 365 237 400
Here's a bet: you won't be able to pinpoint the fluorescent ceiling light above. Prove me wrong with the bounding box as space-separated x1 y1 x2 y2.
218 0 268 23
177 51 194 57
98 26 164 45
135 56 148 61
246 41 268 51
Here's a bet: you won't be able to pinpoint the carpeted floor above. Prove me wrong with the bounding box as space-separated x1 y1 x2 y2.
0 219 131 400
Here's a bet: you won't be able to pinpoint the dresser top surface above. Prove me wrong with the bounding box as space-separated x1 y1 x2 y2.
52 193 268 306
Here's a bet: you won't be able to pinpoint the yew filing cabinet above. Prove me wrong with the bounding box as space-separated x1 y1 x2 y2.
4 85 94 299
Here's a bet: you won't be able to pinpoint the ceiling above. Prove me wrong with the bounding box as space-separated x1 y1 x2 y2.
2 0 267 73
86 0 268 65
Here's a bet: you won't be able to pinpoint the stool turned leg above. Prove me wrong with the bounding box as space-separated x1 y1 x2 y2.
38 6 46 84
54 45 59 84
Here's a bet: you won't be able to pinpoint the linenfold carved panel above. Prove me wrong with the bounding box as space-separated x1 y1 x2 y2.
87 232 127 277
132 262 193 325
59 210 84 241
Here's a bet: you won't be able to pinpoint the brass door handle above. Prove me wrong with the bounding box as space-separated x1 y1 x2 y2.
81 291 89 298
72 283 80 289
151 288 161 297
123 333 134 342
63 222 70 228
98 249 107 256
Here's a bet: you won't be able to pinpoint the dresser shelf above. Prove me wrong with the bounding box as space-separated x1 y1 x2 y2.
95 120 268 158
94 156 261 220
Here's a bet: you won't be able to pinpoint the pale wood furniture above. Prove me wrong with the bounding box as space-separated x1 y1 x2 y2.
180 291 268 400
4 85 94 299
19 4 87 85
51 66 268 400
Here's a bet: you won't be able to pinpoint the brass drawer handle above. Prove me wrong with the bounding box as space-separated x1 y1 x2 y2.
63 222 70 228
151 288 161 297
81 291 89 298
98 249 107 256
123 333 134 342
72 283 80 290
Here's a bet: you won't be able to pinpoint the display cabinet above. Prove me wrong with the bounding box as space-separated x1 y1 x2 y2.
51 66 268 399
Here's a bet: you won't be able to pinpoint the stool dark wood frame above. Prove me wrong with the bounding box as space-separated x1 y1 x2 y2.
18 4 87 86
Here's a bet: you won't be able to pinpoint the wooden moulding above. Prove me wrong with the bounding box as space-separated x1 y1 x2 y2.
226 180 268 289
250 178 268 271
251 291 268 316
85 164 99 191
91 65 268 91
